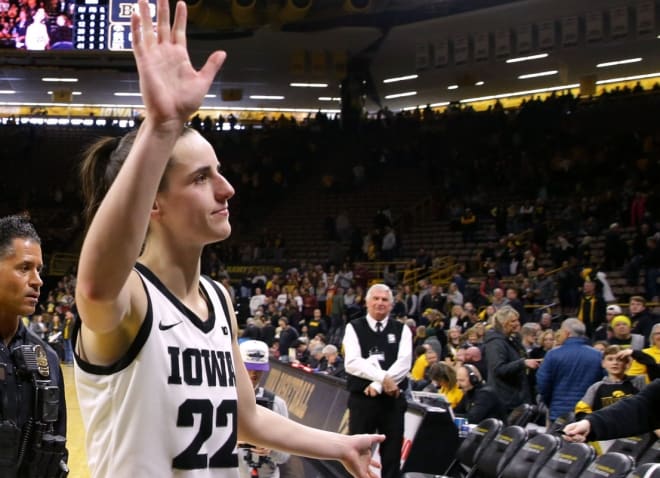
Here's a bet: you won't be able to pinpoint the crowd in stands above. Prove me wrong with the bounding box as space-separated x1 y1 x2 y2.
5 79 660 445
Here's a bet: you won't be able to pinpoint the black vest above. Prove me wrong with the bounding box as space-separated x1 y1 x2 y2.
346 317 408 393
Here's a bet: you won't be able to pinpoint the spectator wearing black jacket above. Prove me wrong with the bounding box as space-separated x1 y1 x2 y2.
454 364 506 423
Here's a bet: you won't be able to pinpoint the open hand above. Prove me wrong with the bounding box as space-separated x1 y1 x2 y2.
131 0 226 127
341 434 386 478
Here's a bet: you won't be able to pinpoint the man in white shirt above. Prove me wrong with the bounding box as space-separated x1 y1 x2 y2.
343 283 413 478
249 287 267 316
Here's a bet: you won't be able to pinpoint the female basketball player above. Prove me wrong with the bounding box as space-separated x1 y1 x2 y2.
73 0 384 476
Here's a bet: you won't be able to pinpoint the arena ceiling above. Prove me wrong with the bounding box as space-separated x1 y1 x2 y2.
1 0 659 115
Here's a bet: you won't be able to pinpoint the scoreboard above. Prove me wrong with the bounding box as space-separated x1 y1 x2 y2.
74 0 156 51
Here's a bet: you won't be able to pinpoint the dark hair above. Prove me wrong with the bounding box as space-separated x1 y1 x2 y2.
79 127 196 227
0 215 41 259
80 130 138 227
428 362 457 389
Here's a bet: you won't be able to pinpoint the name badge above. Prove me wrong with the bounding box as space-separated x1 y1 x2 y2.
369 347 385 363
387 333 396 344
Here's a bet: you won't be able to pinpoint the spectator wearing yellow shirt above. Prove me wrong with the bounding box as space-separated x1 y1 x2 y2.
623 323 660 381
428 362 464 408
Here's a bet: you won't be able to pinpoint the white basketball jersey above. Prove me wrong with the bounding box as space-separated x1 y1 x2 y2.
75 264 239 477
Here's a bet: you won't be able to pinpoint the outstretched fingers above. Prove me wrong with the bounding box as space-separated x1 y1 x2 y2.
137 0 156 47
155 0 171 43
172 0 187 47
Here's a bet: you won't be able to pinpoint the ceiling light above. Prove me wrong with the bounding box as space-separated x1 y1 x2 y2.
318 97 341 101
506 53 549 63
518 70 558 79
461 83 580 103
114 92 141 97
596 72 660 85
41 77 78 82
383 74 418 84
596 57 642 68
249 95 285 100
290 83 328 88
447 85 458 90
384 91 417 99
475 81 485 86
0 90 16 94
204 94 216 98
47 91 82 96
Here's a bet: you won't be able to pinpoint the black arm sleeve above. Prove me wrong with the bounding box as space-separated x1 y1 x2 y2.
586 379 660 441
631 350 660 381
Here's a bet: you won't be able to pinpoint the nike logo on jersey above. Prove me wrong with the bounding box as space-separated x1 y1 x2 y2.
159 320 183 331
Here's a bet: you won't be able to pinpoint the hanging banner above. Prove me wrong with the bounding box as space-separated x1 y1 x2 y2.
415 42 430 70
538 20 555 49
433 39 449 67
586 10 603 42
473 32 489 61
495 29 511 58
610 5 629 38
453 34 469 64
636 1 655 34
562 16 578 46
516 24 532 53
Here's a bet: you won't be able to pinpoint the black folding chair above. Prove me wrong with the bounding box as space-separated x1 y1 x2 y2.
535 442 596 478
499 433 561 478
546 411 575 436
607 434 654 462
580 452 635 478
441 418 503 478
637 438 660 466
506 403 538 427
466 425 528 478
627 463 660 478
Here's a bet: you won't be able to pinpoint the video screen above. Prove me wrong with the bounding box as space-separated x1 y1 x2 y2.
0 0 77 50
0 0 155 51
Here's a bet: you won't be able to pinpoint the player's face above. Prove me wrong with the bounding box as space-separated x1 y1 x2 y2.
155 131 235 246
366 288 393 321
0 238 43 320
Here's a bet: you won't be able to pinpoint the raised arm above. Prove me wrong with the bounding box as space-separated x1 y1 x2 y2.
76 0 225 359
76 0 225 338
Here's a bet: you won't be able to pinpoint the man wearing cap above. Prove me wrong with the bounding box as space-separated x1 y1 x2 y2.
609 315 645 350
593 304 622 342
238 340 290 478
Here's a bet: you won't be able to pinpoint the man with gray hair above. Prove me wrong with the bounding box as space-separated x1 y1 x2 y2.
343 283 412 478
536 318 604 421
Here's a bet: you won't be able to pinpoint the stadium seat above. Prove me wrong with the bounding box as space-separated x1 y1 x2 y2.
441 418 503 478
467 425 528 478
627 463 660 478
637 439 660 466
535 442 596 478
580 452 635 478
607 434 654 462
506 403 538 427
546 411 575 436
499 433 562 478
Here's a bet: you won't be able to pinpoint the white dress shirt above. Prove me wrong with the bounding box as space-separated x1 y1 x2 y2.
343 315 413 394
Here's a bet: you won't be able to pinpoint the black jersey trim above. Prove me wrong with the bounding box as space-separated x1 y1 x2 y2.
73 269 154 375
135 262 217 334
205 277 234 340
